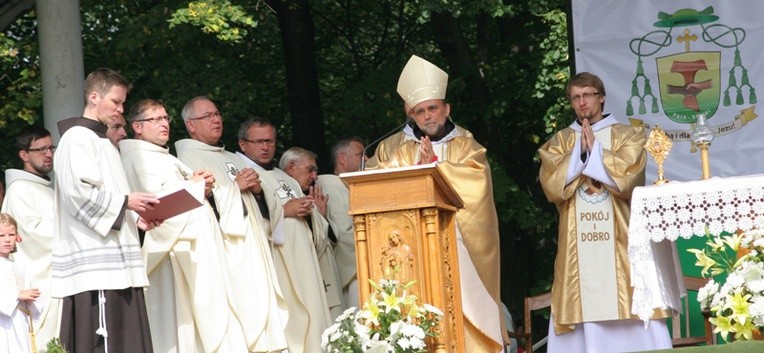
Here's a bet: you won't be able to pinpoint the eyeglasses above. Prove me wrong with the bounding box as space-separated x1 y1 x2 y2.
190 111 222 121
241 138 276 147
304 164 319 173
134 115 171 124
570 91 600 103
27 145 57 154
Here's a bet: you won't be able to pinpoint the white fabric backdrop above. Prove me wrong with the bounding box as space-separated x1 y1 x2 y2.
571 0 764 182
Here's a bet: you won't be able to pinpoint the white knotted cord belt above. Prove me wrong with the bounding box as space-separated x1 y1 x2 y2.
95 290 109 353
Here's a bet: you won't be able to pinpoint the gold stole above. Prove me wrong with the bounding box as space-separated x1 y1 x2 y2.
574 126 619 322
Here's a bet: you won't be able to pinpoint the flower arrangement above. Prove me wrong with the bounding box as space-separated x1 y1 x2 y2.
321 279 443 353
688 229 764 341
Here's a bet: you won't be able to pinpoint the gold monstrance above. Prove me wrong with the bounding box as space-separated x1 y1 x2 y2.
645 125 673 185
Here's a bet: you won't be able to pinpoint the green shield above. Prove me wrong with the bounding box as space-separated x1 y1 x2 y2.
656 51 720 124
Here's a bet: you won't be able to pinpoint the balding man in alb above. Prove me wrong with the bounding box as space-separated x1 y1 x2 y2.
366 55 505 352
278 146 345 320
175 96 288 352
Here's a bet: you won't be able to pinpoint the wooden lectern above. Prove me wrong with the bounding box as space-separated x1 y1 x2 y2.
341 164 466 352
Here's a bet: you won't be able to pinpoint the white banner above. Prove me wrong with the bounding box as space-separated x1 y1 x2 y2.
571 1 763 182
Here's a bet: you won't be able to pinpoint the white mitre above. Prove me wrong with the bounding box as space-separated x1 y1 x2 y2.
396 55 448 108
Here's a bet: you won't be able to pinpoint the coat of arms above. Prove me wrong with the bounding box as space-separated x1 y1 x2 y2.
627 6 758 142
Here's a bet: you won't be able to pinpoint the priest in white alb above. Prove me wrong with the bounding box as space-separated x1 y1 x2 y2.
2 126 61 353
120 99 251 353
279 146 345 320
236 118 333 353
53 68 159 353
315 137 366 308
175 96 289 352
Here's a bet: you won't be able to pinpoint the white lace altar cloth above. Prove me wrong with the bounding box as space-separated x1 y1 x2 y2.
628 174 764 323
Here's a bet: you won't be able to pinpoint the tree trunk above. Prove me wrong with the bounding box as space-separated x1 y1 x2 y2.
265 0 328 168
429 10 499 163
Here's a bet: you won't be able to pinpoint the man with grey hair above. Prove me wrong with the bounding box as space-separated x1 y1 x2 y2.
279 146 344 318
175 96 289 352
316 137 366 308
236 118 334 353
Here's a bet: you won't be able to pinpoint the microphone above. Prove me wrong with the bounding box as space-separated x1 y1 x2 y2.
360 119 411 171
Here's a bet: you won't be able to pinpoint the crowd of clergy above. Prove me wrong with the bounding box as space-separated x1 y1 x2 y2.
2 54 511 353
0 70 369 353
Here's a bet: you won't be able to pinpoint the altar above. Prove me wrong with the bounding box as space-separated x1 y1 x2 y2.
627 174 764 321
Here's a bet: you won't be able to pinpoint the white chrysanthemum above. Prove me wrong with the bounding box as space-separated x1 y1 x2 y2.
718 281 733 299
321 322 341 348
423 303 444 316
750 295 764 326
697 279 719 307
400 322 426 340
330 329 343 343
743 229 764 242
320 331 330 349
750 295 764 315
710 293 724 308
739 261 764 282
409 335 426 350
726 273 745 290
396 336 413 349
337 306 357 321
748 279 764 294
379 278 399 289
754 238 764 248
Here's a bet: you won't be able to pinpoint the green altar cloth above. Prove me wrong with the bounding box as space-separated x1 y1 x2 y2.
644 341 764 353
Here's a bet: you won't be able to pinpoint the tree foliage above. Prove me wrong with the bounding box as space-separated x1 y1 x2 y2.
0 0 573 332
168 0 257 42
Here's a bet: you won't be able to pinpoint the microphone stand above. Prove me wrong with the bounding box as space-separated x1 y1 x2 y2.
360 120 410 171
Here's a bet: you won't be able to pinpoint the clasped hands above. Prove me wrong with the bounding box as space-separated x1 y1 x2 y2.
417 136 437 164
234 168 263 195
284 185 327 218
191 169 216 197
580 118 595 153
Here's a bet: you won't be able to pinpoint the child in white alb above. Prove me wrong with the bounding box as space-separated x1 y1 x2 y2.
0 213 42 353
